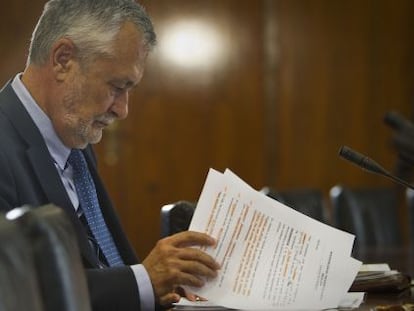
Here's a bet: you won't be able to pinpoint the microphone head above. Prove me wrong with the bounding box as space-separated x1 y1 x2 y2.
384 111 414 132
338 145 414 190
338 145 364 164
338 145 387 175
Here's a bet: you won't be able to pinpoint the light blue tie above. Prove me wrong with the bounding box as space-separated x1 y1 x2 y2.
68 149 124 267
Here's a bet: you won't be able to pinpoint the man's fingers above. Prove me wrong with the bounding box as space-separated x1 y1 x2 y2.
166 231 217 248
175 257 219 279
177 247 221 270
144 230 221 302
173 271 206 288
159 292 181 306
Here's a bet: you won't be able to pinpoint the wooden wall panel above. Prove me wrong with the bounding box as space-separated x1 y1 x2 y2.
106 0 267 255
1 0 414 256
272 0 414 194
0 2 44 81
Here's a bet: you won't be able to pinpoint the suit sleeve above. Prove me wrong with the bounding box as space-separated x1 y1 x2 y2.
87 267 142 311
0 149 18 212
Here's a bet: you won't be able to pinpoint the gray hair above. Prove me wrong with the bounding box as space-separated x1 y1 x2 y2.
28 0 156 66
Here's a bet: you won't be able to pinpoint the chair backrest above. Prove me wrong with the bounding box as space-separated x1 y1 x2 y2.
329 185 403 249
7 204 92 311
0 213 44 311
160 201 196 237
261 187 329 223
405 188 414 245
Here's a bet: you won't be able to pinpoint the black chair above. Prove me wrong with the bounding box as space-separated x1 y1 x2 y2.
329 185 403 249
7 204 92 311
160 201 196 237
0 212 44 311
405 188 414 245
261 187 329 223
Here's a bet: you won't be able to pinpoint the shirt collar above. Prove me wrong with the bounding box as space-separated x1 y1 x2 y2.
11 73 71 170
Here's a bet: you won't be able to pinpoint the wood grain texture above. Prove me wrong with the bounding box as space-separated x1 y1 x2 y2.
1 0 413 256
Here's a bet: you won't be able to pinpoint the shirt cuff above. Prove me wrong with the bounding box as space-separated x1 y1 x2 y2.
130 264 155 311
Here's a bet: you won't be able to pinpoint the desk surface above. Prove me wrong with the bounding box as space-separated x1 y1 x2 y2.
351 247 414 310
175 292 414 311
356 290 414 311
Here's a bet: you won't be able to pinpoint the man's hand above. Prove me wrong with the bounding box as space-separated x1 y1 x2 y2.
142 231 220 306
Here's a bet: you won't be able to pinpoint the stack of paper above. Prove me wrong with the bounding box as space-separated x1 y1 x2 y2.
350 264 410 293
183 169 362 310
175 292 364 310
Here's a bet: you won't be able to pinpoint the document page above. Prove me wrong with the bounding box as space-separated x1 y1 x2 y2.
185 169 361 310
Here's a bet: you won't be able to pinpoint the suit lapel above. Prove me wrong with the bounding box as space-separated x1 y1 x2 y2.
28 147 101 266
0 83 100 267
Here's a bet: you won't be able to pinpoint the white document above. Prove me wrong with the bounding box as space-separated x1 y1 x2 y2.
185 169 362 310
359 263 391 272
175 292 365 310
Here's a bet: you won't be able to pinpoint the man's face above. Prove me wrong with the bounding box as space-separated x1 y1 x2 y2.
52 22 147 149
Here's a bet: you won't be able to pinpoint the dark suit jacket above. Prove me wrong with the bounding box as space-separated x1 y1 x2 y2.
0 82 146 311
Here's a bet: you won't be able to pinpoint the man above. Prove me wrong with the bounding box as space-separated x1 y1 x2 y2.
0 0 220 310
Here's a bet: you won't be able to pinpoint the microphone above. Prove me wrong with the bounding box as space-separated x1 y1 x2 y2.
338 145 414 190
384 111 414 166
384 111 414 133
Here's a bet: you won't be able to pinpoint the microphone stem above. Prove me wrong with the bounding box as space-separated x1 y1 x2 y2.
383 171 414 190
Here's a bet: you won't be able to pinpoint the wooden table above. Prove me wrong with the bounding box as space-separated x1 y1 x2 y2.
350 247 414 310
353 290 414 310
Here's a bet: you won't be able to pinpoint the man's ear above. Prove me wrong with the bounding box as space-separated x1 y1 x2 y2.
51 38 77 81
